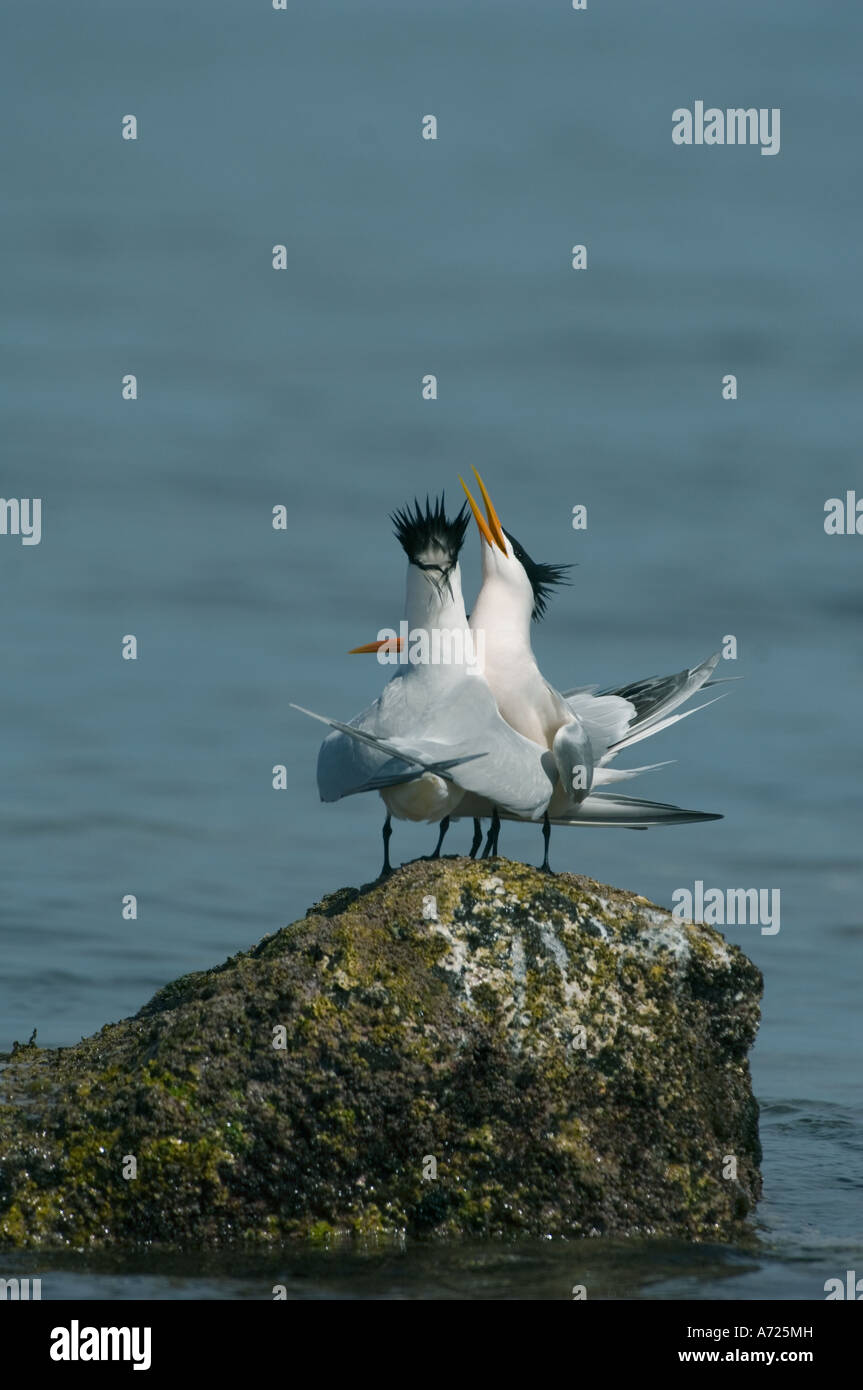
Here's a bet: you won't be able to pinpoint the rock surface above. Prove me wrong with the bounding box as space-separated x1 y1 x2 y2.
0 858 762 1250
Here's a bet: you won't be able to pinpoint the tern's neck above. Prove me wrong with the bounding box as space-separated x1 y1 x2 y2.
469 577 535 663
404 562 469 632
468 575 567 747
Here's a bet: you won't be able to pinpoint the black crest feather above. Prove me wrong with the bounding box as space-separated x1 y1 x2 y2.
503 528 573 621
390 494 469 565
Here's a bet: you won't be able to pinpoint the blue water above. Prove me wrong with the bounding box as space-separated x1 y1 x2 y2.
2 0 861 1299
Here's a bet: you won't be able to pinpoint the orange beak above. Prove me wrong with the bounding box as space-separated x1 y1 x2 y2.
459 468 508 553
348 637 404 655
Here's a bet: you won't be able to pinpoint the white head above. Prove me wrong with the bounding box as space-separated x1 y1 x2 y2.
460 468 571 632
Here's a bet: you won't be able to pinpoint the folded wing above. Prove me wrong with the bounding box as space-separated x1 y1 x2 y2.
294 671 555 821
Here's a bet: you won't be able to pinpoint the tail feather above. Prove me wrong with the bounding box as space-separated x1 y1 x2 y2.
563 652 730 764
547 791 723 827
607 692 728 755
592 760 674 785
604 652 720 732
490 791 722 828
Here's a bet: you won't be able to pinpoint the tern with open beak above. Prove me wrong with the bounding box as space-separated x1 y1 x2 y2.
455 468 728 868
296 485 729 876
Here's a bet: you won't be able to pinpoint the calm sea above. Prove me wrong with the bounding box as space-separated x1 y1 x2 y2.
2 0 861 1298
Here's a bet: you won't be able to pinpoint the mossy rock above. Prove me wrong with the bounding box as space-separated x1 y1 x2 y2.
0 858 762 1249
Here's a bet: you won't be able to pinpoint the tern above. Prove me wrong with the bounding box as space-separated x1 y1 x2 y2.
292 496 556 876
455 469 728 867
348 473 728 870
299 486 727 875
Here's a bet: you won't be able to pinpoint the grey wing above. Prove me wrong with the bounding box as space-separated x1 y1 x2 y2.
386 675 556 819
310 687 409 802
316 728 453 802
550 716 595 808
410 676 555 818
563 652 729 761
295 674 555 820
559 691 635 760
600 651 724 752
456 732 555 819
599 652 720 723
300 688 480 803
309 674 440 802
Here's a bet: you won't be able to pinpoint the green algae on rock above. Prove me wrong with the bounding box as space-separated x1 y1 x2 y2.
0 858 762 1250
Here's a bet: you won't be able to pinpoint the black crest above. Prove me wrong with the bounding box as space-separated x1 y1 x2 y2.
390 494 469 565
503 528 573 621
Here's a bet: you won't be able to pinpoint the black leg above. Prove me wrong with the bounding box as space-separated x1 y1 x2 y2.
469 818 482 859
429 815 450 859
481 808 500 860
540 812 554 874
379 813 393 878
